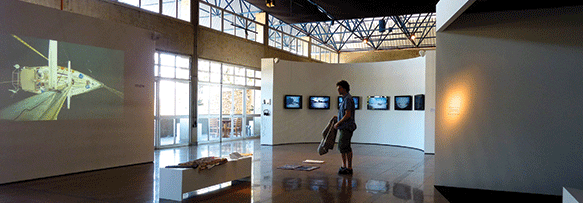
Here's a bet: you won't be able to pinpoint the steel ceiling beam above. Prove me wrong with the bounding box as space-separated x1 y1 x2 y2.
202 0 436 52
290 13 435 52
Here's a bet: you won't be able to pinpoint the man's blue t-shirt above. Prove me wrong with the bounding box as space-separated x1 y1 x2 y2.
338 93 356 131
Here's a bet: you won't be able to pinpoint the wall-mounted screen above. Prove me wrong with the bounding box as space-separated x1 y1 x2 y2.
338 96 361 110
414 94 425 110
309 96 330 109
0 34 124 121
284 95 302 109
395 95 413 110
367 96 389 110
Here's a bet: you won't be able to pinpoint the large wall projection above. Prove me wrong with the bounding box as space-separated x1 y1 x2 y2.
0 0 154 184
0 34 124 121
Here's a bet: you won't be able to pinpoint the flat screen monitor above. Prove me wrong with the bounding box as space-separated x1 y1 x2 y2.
367 96 389 110
414 94 425 110
394 95 413 110
338 96 361 110
309 96 330 109
284 95 302 109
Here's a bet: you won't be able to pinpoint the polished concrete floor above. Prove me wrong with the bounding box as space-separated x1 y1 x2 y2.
0 138 450 202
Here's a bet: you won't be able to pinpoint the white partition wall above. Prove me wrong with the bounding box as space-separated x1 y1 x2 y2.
435 0 475 32
424 50 436 154
435 3 583 196
0 0 154 184
564 187 583 203
261 59 275 145
261 57 428 151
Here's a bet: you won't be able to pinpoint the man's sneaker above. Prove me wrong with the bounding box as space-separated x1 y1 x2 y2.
346 168 353 175
339 167 353 175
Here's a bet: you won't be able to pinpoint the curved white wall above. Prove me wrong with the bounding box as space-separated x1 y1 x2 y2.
261 57 427 150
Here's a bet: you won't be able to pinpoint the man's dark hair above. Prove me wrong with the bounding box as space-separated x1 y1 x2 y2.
336 80 350 92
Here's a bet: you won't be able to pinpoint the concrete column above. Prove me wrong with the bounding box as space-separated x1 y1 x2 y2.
190 0 199 145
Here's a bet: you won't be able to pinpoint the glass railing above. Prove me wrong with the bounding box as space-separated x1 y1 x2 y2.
311 44 338 63
115 0 338 63
267 29 309 57
268 15 338 63
198 1 337 63
199 1 263 44
268 27 337 63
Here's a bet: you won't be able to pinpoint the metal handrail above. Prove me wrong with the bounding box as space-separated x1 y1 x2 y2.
198 0 337 63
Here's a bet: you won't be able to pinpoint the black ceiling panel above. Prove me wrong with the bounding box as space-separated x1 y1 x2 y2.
465 1 583 14
246 0 439 24
245 0 583 25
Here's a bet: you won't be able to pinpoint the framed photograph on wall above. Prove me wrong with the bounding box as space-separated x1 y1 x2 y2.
414 94 425 110
338 96 361 110
394 95 413 110
367 96 390 110
309 96 330 109
284 95 302 109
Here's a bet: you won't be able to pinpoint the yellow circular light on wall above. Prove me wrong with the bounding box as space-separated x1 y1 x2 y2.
441 69 477 127
448 96 462 116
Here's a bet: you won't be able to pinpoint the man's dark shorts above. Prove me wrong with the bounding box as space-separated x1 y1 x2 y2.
338 129 353 153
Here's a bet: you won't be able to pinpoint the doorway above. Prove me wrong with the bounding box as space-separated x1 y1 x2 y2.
196 59 261 143
154 51 191 148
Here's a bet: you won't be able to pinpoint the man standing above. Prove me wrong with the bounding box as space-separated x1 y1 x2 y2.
334 80 357 175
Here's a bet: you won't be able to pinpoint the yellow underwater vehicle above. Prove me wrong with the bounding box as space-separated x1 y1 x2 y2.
0 35 121 121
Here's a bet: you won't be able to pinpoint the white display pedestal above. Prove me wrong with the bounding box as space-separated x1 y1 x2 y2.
564 187 583 203
159 156 252 201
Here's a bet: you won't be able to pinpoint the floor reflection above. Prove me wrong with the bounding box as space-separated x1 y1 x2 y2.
154 139 444 203
0 139 447 203
394 182 412 200
338 176 356 203
366 179 390 194
283 178 302 191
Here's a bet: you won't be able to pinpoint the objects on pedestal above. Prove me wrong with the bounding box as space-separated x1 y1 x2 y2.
159 156 252 201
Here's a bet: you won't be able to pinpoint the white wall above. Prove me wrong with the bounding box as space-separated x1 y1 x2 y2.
261 57 427 151
436 0 475 32
0 0 154 184
260 59 274 145
424 50 436 154
436 6 583 196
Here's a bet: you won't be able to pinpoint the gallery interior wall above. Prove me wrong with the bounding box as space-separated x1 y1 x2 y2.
21 0 194 56
197 27 320 69
261 57 428 151
435 6 583 196
0 0 154 184
424 50 436 154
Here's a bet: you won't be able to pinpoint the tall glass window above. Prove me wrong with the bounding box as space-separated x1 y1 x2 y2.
197 59 260 143
114 0 191 22
155 52 191 148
